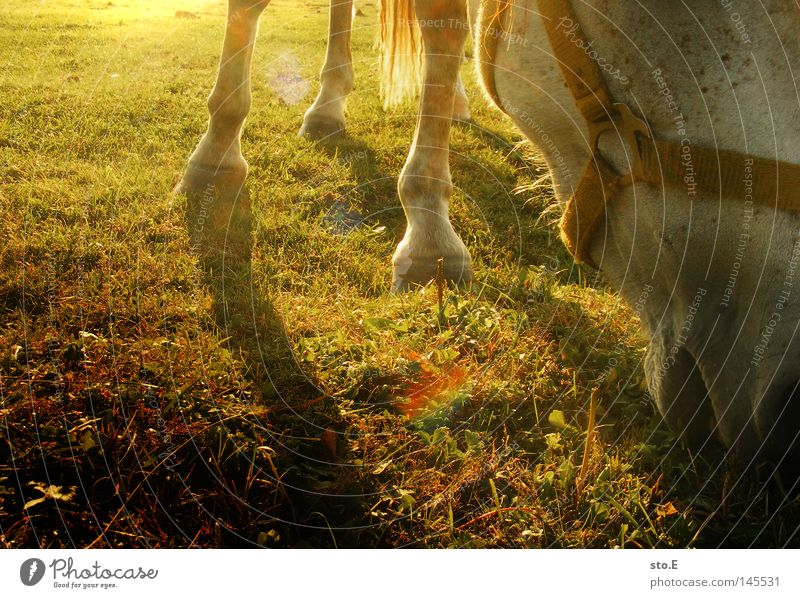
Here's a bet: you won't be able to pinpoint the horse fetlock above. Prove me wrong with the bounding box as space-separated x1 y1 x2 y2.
319 63 354 97
452 81 472 122
398 170 453 206
207 91 252 130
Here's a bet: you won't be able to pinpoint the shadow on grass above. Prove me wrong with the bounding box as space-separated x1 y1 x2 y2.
182 167 302 395
180 167 377 546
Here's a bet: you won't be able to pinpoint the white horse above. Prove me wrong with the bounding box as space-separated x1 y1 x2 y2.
378 0 800 468
178 0 475 290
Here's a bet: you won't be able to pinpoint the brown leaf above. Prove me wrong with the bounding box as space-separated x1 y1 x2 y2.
657 502 679 518
321 429 337 457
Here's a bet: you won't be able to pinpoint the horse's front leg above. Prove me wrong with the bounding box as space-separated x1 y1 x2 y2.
299 0 355 139
392 0 472 291
177 0 270 196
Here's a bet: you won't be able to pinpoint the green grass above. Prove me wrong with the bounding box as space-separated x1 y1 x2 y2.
1 0 799 548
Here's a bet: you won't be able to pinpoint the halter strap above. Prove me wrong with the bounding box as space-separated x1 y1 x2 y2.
480 0 800 266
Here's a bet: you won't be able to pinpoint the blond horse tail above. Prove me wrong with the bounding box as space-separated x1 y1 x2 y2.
380 0 422 109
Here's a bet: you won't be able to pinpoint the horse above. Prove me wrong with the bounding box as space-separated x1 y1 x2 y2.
298 0 473 139
379 0 800 469
177 0 475 291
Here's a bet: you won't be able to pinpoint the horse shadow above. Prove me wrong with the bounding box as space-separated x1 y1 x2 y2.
180 170 377 547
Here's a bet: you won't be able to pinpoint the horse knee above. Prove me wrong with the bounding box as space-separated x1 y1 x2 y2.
413 0 468 53
414 0 467 24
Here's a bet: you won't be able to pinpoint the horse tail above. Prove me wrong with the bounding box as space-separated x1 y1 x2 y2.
379 0 422 109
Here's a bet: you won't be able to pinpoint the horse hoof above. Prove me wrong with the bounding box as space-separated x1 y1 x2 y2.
452 109 472 124
299 115 346 141
391 257 473 293
175 162 248 198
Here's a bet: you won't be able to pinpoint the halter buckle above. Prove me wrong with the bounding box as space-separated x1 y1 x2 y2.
588 103 653 181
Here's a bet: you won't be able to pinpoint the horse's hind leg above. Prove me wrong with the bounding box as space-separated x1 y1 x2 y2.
177 0 271 196
452 60 471 122
392 0 472 291
300 0 355 139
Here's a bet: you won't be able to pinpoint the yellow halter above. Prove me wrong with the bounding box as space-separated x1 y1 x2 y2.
480 0 800 266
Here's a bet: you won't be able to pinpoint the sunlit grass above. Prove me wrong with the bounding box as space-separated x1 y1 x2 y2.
1 0 798 548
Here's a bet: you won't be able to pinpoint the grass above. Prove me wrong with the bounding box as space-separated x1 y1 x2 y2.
1 0 799 548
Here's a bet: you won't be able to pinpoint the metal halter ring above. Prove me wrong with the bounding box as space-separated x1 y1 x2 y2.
588 102 653 181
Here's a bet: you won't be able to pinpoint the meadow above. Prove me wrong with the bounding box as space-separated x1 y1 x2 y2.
1 0 798 547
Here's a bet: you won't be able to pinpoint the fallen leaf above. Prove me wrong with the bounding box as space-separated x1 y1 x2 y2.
321 429 337 457
657 502 679 517
24 484 77 510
